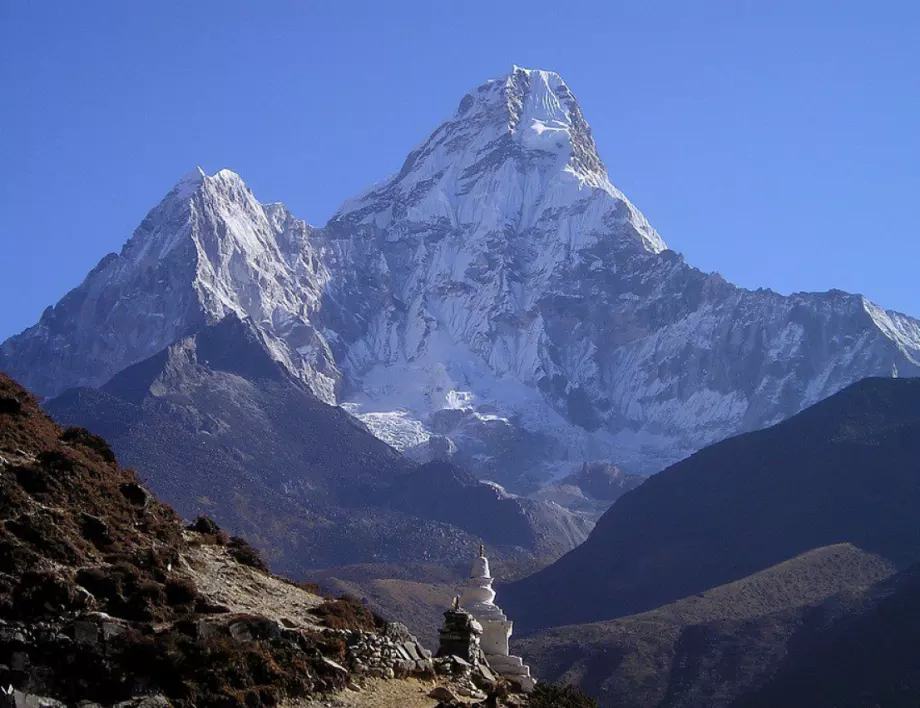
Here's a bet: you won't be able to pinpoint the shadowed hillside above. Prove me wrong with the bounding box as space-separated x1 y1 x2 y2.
0 373 392 704
504 377 920 634
0 372 543 707
517 544 896 707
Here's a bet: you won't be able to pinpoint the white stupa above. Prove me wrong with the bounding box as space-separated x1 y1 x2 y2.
459 545 535 691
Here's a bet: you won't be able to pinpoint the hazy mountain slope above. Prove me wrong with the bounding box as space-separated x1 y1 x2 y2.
4 67 920 489
516 544 896 707
45 315 591 576
735 562 920 707
503 376 920 633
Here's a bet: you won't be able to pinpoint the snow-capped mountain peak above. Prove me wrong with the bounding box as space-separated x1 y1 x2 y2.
1 168 339 403
331 67 665 273
171 166 208 197
4 67 920 492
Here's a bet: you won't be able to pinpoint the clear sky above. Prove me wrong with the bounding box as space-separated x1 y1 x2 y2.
2 1 918 341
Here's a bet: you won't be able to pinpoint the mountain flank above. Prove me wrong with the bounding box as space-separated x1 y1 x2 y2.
503 376 920 634
45 315 591 581
4 67 920 491
516 543 895 707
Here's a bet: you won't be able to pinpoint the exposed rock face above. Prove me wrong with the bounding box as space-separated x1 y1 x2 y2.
4 67 920 488
0 169 338 404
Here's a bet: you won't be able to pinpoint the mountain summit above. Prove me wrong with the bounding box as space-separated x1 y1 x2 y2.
3 67 920 487
1 166 338 403
332 66 664 253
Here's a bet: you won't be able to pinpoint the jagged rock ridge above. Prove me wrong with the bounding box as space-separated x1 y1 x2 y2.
3 66 920 486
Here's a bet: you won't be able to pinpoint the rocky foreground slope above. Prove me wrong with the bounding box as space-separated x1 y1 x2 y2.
0 373 561 707
4 67 920 491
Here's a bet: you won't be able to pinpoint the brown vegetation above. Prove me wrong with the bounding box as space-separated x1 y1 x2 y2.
312 595 387 632
228 535 270 572
0 373 352 706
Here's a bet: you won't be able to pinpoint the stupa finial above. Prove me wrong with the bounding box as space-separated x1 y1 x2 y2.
452 595 460 610
479 543 485 558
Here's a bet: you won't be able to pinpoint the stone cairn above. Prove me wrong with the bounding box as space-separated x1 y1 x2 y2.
437 597 484 665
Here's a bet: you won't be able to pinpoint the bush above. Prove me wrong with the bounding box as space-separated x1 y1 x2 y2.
13 570 88 617
61 426 116 464
186 516 229 547
295 580 322 594
165 576 199 606
188 516 221 535
119 482 150 507
37 449 78 473
227 536 269 572
529 683 598 708
0 394 23 416
312 596 385 632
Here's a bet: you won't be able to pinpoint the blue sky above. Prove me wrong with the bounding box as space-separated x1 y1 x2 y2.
1 1 918 341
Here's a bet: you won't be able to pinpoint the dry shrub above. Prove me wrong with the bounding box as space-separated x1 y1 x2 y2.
165 576 199 607
60 426 117 465
0 394 23 416
295 580 322 594
529 683 598 708
227 536 269 572
108 626 347 706
312 595 385 632
186 515 229 546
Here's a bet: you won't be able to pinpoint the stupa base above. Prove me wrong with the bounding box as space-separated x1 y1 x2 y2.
486 653 536 693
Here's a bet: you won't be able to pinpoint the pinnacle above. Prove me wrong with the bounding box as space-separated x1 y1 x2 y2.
169 166 207 199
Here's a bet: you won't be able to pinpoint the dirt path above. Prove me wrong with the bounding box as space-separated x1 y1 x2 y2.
180 538 325 629
286 678 445 708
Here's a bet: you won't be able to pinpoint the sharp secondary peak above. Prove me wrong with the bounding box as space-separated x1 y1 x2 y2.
181 166 207 182
168 167 248 201
169 166 208 200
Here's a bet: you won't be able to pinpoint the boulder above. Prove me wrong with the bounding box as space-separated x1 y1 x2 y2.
428 686 460 702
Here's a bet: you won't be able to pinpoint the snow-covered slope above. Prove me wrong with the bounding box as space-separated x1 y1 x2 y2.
4 66 920 488
1 168 340 403
317 66 920 482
